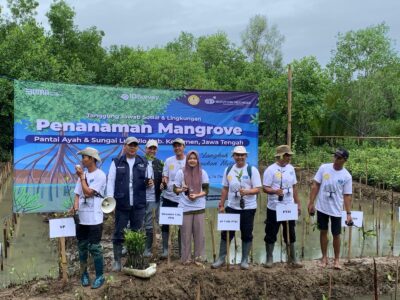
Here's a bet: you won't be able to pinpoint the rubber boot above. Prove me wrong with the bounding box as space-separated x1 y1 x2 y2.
144 230 153 258
161 231 169 259
265 243 274 268
211 239 227 269
289 243 303 268
240 241 252 270
112 244 122 272
78 240 90 286
90 243 105 289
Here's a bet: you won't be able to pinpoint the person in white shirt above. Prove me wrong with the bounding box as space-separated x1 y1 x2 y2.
160 138 186 258
308 148 353 269
143 139 164 257
212 145 261 270
106 137 148 271
72 147 106 289
173 150 209 264
263 145 302 268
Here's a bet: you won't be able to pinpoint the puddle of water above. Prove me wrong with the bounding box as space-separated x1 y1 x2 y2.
0 178 58 288
204 184 400 264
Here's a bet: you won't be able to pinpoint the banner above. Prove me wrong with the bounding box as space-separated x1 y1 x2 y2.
13 80 259 213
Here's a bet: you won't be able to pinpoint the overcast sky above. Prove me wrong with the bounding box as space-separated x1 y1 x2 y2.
2 0 399 66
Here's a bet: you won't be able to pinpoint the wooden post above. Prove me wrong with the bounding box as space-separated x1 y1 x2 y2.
347 226 352 262
196 283 201 300
234 234 237 263
391 189 395 256
395 259 399 300
0 241 3 271
3 227 7 259
287 64 292 148
210 220 216 263
152 208 157 258
373 258 378 300
226 231 230 271
286 221 291 263
59 237 68 283
168 225 172 266
301 216 305 259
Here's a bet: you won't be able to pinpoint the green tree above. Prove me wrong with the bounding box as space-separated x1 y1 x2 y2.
241 14 284 69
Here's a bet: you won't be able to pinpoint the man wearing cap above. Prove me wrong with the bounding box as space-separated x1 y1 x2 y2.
106 136 148 271
212 145 261 270
308 147 353 269
143 139 163 257
72 147 107 289
160 137 186 258
263 145 302 268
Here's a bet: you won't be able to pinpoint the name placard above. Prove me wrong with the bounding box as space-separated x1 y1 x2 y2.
217 213 240 231
159 207 183 225
276 203 298 221
49 218 76 238
341 211 363 227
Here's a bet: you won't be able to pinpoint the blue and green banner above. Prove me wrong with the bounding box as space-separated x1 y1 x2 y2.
13 80 259 213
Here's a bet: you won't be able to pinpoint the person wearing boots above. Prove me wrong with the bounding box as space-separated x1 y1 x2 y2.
160 138 186 258
143 139 163 257
308 147 353 269
173 150 209 264
106 137 148 271
212 145 261 270
263 145 302 268
72 147 107 289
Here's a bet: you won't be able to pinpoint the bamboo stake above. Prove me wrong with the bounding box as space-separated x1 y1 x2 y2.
226 231 230 271
286 221 291 264
168 225 172 266
301 216 305 259
60 237 68 283
3 227 7 259
395 259 398 300
347 226 352 262
152 208 157 257
372 184 376 214
280 227 283 262
328 272 332 299
391 189 395 256
234 234 237 264
373 258 378 300
210 220 216 263
196 283 201 300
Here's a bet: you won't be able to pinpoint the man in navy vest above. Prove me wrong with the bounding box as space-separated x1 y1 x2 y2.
106 136 148 271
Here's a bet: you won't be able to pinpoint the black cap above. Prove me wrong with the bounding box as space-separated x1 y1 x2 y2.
332 148 349 159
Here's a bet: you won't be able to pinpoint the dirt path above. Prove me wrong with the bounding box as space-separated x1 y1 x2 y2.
0 257 398 299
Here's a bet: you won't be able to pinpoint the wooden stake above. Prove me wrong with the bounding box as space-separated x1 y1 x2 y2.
59 237 68 283
168 225 172 266
226 231 230 271
152 208 157 258
210 220 216 263
395 259 398 300
196 283 201 300
234 234 237 263
391 189 395 256
301 216 305 259
328 272 332 299
373 258 378 300
287 64 292 148
3 227 7 259
347 226 352 262
286 221 291 263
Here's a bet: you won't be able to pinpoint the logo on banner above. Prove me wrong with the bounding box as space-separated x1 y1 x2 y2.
120 93 129 101
188 95 200 105
205 97 216 104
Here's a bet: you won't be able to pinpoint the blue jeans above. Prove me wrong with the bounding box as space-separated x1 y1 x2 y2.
113 206 145 245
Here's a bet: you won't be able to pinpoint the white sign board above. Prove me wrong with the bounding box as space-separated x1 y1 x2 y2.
217 214 240 231
49 218 76 238
276 203 298 221
341 211 363 227
159 207 183 225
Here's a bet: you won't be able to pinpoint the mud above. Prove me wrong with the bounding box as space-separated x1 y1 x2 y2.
0 257 398 299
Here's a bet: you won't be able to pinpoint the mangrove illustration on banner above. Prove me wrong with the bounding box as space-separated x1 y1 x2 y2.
13 80 259 213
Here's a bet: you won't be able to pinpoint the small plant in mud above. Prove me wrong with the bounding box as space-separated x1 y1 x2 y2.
124 230 148 270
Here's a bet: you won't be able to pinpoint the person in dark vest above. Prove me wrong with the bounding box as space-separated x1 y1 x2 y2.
143 139 163 257
106 137 148 271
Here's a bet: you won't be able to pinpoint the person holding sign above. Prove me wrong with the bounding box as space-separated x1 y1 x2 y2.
72 147 107 289
212 145 261 270
106 137 148 271
173 150 209 264
307 148 353 269
161 138 186 258
143 139 164 257
263 145 302 268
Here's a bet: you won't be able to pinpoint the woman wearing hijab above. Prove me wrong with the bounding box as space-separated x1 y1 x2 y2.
174 150 209 264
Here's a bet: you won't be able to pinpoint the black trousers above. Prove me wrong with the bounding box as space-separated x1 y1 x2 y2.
264 208 296 244
220 206 256 243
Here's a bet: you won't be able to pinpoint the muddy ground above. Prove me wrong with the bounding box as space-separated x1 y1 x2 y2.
0 257 398 299
1 169 400 299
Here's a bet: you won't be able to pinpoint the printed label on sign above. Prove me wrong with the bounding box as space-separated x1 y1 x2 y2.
276 203 298 221
49 218 76 238
217 214 240 231
341 211 363 227
159 207 183 225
